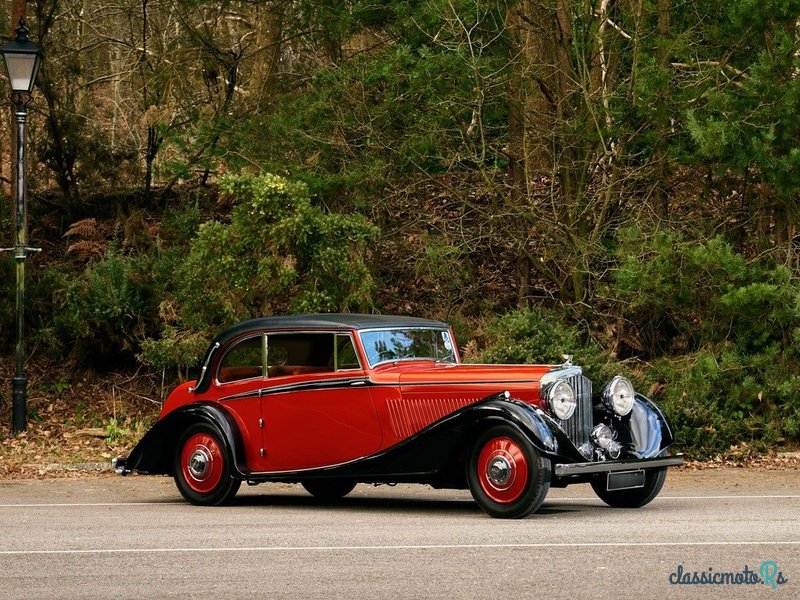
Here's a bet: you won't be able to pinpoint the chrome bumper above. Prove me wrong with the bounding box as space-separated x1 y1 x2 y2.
553 454 684 477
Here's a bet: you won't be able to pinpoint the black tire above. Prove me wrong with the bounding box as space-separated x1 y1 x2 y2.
467 424 551 519
301 479 357 500
590 467 667 508
173 423 241 506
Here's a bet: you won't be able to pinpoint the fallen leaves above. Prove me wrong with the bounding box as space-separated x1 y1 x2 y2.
0 358 160 480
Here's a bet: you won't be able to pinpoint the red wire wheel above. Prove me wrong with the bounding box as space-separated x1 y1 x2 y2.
467 425 551 519
476 436 529 504
173 424 240 506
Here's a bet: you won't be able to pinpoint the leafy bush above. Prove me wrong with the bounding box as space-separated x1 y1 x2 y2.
160 202 202 246
51 252 159 365
173 172 378 330
136 172 379 373
139 326 209 380
478 308 622 384
646 347 800 458
478 304 800 458
596 227 800 456
609 227 798 355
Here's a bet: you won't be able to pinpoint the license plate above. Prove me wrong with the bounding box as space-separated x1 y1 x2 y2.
606 470 645 491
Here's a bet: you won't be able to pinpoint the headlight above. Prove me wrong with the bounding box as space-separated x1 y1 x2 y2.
602 376 635 416
547 380 576 420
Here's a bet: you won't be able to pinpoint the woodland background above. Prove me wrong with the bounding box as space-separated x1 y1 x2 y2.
2 0 800 462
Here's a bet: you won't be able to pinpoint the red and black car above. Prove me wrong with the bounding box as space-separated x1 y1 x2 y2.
115 314 683 518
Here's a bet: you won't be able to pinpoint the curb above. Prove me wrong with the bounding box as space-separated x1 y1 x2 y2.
20 462 115 473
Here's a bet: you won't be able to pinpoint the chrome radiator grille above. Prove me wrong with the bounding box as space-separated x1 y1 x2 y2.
559 374 593 447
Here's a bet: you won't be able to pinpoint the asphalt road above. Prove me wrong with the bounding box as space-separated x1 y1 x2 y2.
0 468 797 599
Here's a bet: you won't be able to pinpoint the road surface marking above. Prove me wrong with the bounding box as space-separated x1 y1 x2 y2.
1 541 798 556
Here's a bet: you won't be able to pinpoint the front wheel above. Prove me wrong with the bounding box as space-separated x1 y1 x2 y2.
467 425 551 518
173 423 241 506
590 467 667 508
301 480 357 500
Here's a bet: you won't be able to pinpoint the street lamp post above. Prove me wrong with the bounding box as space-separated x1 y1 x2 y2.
0 18 43 433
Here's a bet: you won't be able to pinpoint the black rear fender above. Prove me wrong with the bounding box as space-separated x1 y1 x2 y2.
123 403 246 476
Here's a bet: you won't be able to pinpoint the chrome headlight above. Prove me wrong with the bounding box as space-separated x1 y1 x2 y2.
547 380 576 420
602 376 635 416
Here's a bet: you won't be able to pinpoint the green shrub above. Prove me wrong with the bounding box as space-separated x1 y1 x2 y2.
139 326 209 380
609 227 799 355
135 172 379 373
51 252 159 365
173 172 378 330
478 308 622 384
646 346 800 458
160 202 202 246
600 226 800 456
478 306 800 458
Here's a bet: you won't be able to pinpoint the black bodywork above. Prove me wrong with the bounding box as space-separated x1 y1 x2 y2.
116 390 682 488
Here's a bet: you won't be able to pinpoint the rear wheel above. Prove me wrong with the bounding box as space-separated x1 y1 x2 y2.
590 467 667 508
173 423 241 506
467 425 551 518
301 480 357 500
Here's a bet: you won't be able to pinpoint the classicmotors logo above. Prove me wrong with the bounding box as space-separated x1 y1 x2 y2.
669 562 789 589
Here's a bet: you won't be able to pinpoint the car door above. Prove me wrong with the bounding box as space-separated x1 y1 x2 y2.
213 333 272 472
260 331 383 471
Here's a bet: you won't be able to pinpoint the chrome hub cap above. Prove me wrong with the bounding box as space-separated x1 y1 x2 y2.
487 456 512 487
188 449 210 479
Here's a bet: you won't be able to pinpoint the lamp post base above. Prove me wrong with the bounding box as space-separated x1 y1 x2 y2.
12 374 27 433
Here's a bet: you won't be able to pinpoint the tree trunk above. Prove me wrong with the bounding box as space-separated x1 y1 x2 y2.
506 4 534 306
74 0 89 111
110 42 123 150
321 2 343 64
252 2 285 107
141 0 157 199
39 79 79 204
32 0 81 205
653 0 671 219
144 125 161 202
9 1 25 37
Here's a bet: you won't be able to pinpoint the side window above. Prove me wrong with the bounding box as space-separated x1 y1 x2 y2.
218 336 264 383
335 334 361 370
267 333 356 378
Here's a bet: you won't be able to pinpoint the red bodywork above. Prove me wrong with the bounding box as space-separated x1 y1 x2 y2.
159 326 553 473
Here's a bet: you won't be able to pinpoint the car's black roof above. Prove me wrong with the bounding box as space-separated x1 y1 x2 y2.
215 313 448 341
191 314 450 393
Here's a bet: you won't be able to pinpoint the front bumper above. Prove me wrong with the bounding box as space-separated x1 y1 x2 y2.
553 454 684 477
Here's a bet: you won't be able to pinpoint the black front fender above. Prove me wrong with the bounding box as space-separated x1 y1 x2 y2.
496 393 676 463
628 393 675 458
457 393 559 455
120 403 247 476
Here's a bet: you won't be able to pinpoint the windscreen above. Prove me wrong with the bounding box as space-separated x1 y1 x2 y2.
359 328 456 367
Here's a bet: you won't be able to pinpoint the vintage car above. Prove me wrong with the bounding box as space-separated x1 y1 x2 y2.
115 314 683 518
